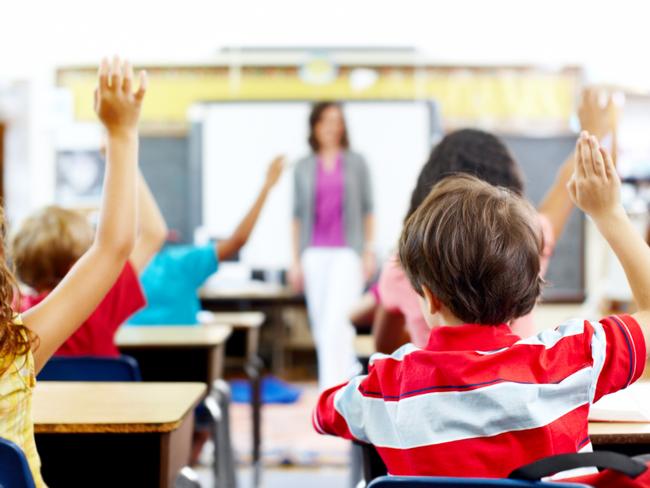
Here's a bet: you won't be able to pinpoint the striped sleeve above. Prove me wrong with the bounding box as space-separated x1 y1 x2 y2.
591 314 646 403
313 377 368 441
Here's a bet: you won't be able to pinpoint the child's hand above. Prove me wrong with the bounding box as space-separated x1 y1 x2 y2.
95 56 147 135
264 155 286 189
578 87 622 142
567 131 623 220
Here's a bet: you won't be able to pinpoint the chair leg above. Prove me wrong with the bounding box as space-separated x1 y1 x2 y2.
350 442 364 488
175 466 202 488
213 379 238 488
245 355 264 488
203 395 224 487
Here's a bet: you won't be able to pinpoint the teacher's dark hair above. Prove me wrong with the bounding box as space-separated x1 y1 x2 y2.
308 101 350 152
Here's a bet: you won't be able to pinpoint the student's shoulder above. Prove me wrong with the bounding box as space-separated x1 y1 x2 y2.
368 343 421 370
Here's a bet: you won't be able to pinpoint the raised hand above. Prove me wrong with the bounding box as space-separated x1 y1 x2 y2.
567 131 622 220
578 87 622 142
264 155 286 189
95 56 147 135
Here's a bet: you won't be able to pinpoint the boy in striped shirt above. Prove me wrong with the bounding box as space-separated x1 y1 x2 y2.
313 132 649 478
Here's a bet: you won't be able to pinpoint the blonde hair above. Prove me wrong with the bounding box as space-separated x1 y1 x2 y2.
12 206 94 293
0 205 37 374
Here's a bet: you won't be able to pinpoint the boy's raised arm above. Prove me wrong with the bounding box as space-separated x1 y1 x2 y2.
568 132 650 348
23 57 146 372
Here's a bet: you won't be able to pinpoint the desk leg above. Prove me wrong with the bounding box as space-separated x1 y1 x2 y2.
160 410 195 488
208 343 226 386
270 305 285 376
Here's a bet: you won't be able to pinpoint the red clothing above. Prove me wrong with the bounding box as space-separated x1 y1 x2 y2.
313 315 645 478
20 262 145 357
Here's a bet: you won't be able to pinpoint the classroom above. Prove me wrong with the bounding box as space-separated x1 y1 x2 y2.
2 1 650 487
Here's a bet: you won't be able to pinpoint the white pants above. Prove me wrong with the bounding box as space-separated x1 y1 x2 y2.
302 247 363 391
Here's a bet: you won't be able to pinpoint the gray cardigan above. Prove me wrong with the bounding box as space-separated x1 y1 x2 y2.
293 151 374 256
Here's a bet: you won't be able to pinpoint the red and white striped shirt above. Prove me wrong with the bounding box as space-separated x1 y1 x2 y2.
313 315 646 478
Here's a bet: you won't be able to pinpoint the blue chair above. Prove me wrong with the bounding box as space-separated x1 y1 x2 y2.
367 476 589 487
0 437 36 488
37 355 142 382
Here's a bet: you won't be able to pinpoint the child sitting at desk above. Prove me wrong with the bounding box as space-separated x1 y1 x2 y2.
373 89 619 354
314 133 650 478
128 155 284 326
0 57 146 486
12 165 166 356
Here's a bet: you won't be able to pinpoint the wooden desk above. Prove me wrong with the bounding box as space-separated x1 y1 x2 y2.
355 335 376 360
588 382 650 455
34 381 205 488
116 325 232 384
200 285 304 375
590 422 650 446
200 285 303 304
202 311 265 361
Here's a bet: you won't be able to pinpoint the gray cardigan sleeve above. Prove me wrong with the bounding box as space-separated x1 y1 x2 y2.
293 163 302 219
359 155 374 216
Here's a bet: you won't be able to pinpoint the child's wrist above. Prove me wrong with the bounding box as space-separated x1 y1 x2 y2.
592 205 627 227
106 127 138 140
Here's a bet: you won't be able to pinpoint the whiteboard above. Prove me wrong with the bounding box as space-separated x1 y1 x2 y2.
200 101 432 269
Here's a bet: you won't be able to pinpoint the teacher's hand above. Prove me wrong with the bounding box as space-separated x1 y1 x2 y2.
288 262 304 293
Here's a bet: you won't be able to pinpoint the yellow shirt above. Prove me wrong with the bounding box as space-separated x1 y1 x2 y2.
0 320 45 487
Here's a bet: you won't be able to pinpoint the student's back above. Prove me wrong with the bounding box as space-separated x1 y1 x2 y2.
314 142 650 478
128 244 218 325
317 314 641 477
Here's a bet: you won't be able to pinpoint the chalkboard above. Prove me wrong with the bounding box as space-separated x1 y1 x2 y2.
499 134 584 303
138 136 194 243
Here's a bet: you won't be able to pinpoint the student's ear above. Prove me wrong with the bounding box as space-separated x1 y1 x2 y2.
421 285 443 316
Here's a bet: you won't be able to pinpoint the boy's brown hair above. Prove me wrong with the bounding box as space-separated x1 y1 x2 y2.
399 174 543 325
12 206 94 293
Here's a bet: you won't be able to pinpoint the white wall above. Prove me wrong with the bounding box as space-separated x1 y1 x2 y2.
2 0 650 85
0 0 642 324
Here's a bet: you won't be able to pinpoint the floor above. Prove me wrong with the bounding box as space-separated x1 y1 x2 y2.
193 381 354 487
196 466 349 488
230 382 349 467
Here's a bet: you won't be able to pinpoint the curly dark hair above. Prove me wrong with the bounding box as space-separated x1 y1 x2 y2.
405 129 525 221
308 101 350 152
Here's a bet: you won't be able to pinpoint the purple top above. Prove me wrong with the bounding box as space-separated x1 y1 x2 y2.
311 154 346 247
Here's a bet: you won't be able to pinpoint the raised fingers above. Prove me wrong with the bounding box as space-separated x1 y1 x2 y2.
588 135 606 177
98 57 110 92
110 55 122 90
122 60 134 94
134 70 148 103
575 131 590 178
600 147 616 179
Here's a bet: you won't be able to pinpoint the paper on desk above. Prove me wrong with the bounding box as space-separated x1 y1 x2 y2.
589 384 650 422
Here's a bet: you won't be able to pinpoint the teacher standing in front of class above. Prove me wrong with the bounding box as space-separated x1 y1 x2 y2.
290 101 376 391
